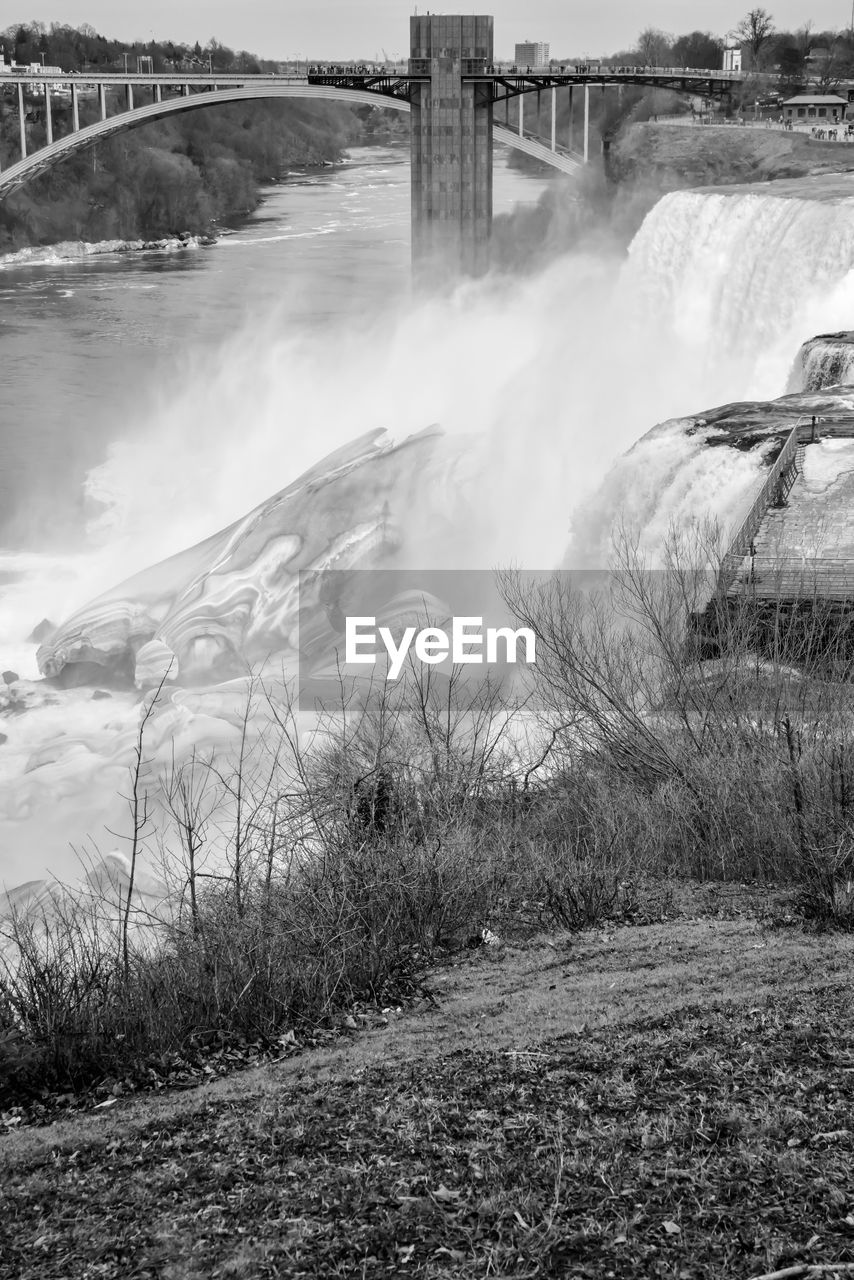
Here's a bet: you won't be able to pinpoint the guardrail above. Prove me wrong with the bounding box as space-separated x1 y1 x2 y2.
0 63 752 86
718 420 805 595
650 114 854 141
729 558 854 601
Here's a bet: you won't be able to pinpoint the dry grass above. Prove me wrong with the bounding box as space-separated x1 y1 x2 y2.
2 913 854 1279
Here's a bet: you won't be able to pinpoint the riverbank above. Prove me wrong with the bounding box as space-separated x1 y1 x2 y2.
3 904 853 1279
0 98 369 254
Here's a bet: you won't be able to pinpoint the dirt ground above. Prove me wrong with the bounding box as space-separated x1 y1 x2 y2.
613 122 854 192
3 911 854 1278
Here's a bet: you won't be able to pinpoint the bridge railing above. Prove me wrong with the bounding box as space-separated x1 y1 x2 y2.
652 113 854 140
0 63 752 89
481 63 747 78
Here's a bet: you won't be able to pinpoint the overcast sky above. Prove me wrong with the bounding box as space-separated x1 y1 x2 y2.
11 2 854 60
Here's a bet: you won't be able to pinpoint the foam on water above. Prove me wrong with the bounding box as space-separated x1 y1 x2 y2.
8 173 854 888
0 236 206 271
790 333 854 391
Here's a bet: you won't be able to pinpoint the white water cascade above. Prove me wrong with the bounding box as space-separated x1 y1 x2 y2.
622 185 854 400
7 174 854 893
790 333 854 392
568 181 854 562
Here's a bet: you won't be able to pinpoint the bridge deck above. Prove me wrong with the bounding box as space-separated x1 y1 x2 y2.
1 67 747 91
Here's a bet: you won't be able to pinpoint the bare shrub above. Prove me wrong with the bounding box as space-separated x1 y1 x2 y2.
521 835 637 931
10 524 854 1096
500 523 854 887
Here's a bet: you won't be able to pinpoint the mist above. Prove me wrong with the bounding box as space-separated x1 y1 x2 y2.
5 164 854 890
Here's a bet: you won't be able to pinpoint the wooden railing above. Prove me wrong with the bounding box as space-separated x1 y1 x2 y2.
718 420 805 595
729 555 854 601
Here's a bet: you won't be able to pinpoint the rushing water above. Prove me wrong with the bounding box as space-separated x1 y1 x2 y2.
7 152 854 891
0 144 551 552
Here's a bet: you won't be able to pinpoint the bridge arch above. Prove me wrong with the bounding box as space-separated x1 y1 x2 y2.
0 82 579 199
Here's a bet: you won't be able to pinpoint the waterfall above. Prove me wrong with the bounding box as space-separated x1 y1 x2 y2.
622 186 854 398
10 174 854 889
789 333 854 391
567 183 854 564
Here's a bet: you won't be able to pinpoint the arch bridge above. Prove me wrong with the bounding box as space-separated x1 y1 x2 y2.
0 14 748 274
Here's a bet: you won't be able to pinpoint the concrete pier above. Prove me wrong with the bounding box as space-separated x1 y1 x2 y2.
409 14 494 277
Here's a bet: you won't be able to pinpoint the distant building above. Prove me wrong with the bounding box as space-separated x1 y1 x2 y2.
722 41 742 72
514 40 549 69
783 93 848 124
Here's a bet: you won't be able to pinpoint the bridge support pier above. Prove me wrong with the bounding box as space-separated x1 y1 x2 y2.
98 84 106 122
17 84 26 159
583 85 590 163
71 83 79 132
409 14 494 279
43 84 53 146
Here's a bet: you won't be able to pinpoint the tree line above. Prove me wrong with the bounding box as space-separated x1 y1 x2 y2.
608 8 854 91
1 20 279 74
0 93 369 252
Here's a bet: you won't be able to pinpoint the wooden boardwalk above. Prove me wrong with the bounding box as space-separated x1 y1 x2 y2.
726 427 854 603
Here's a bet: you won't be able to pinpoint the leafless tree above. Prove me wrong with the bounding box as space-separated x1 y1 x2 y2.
112 668 172 978
636 26 673 66
811 35 854 91
736 8 776 67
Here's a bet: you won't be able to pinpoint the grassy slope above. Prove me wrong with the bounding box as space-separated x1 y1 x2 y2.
3 909 854 1278
613 122 854 190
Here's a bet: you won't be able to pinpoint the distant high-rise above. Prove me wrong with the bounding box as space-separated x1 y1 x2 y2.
514 41 549 68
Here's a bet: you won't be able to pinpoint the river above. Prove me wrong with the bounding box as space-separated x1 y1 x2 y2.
4 142 854 891
0 143 554 681
0 144 551 551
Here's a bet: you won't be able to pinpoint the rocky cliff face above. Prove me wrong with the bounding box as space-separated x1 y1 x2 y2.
613 123 854 193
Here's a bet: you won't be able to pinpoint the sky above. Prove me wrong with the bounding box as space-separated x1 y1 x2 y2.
8 1 854 60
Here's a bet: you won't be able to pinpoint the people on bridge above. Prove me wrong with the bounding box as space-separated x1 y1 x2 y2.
308 62 383 76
